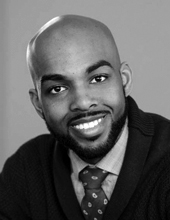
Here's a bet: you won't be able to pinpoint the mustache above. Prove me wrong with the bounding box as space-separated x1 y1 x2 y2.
68 110 110 125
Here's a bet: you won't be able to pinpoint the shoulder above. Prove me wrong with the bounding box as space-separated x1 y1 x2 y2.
1 134 57 176
14 134 56 161
128 96 170 135
20 133 56 150
146 112 170 138
147 112 170 127
18 134 56 155
0 134 57 194
0 134 57 218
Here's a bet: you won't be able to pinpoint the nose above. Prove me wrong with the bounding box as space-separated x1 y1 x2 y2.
70 88 98 112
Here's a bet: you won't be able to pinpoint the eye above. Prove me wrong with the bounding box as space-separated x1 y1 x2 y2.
49 86 67 94
90 75 107 84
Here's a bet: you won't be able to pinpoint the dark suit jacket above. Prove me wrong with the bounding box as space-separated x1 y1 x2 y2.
1 96 170 220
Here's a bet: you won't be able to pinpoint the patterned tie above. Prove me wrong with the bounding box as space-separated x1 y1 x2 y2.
79 166 109 220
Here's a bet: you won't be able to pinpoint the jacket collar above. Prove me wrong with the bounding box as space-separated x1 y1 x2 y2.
53 141 85 220
127 96 154 136
104 96 154 219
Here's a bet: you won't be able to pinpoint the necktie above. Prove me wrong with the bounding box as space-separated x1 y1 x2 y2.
79 166 109 220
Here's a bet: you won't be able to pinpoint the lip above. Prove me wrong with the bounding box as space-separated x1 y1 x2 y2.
69 113 110 139
69 113 107 127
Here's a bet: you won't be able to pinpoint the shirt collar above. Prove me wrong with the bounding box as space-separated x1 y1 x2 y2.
69 118 128 179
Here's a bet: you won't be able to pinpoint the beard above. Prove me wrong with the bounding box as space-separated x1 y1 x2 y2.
45 98 128 161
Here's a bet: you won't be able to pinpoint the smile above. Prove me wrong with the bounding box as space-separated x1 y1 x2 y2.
73 118 103 130
69 113 110 139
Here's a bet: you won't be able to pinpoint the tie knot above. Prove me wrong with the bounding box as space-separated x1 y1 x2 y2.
79 166 108 189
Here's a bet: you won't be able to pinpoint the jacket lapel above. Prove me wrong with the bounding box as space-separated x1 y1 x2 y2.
53 143 85 220
104 128 153 219
104 97 155 220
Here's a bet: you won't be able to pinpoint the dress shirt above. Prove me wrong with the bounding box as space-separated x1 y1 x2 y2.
69 119 128 204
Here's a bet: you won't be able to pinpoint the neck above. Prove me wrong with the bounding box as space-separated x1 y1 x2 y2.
81 156 103 165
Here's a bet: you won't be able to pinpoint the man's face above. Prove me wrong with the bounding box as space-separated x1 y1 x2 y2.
32 29 128 161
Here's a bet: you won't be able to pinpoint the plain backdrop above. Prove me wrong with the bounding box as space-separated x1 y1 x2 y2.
1 0 170 171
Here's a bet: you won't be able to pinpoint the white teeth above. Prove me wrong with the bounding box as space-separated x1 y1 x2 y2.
89 122 95 128
84 123 89 129
74 118 103 130
80 124 84 129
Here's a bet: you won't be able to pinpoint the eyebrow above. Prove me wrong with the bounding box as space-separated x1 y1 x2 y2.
86 60 114 74
41 74 66 84
41 60 113 85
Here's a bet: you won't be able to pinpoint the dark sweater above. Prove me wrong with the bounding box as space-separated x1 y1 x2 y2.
1 97 170 220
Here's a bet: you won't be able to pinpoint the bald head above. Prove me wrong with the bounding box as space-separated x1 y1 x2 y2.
27 15 121 86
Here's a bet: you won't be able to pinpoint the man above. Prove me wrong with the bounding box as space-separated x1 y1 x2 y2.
0 15 170 220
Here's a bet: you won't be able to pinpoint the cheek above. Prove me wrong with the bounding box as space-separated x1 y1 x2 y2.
102 86 125 115
42 101 68 126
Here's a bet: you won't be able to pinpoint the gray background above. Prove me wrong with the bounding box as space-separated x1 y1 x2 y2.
1 0 170 171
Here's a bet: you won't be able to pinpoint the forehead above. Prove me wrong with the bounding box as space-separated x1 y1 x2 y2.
33 24 119 79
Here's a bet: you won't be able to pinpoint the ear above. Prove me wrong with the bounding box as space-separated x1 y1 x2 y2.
29 88 44 119
120 62 133 97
